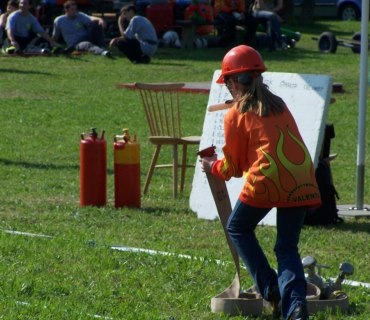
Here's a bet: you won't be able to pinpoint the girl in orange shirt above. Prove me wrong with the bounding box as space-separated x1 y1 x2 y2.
201 45 320 320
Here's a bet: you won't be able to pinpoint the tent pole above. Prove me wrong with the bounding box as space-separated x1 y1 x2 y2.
354 0 369 210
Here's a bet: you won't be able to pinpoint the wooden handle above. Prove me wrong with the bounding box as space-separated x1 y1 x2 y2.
208 100 234 112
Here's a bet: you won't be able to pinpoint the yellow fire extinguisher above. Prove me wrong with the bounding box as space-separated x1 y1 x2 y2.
113 128 141 208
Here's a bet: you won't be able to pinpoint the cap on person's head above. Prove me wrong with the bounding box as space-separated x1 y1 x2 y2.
216 45 267 84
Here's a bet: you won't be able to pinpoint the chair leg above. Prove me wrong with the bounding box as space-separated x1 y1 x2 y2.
180 143 188 192
143 144 161 194
172 144 178 198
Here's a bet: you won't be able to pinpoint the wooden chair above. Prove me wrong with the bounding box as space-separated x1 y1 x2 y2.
134 82 201 197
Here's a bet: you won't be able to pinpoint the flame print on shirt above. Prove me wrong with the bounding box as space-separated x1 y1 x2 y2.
244 126 320 204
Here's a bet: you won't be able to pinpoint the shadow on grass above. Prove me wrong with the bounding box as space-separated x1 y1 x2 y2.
335 220 370 234
305 219 370 234
141 205 196 216
295 20 361 38
152 19 359 64
154 43 327 64
0 158 79 170
0 68 52 75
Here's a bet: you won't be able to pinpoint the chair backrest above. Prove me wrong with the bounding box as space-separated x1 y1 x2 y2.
135 82 186 138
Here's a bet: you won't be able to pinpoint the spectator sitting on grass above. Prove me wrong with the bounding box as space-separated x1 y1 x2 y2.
109 4 157 64
52 0 112 57
5 0 58 53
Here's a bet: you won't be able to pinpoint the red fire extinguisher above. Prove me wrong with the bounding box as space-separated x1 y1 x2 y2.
80 128 107 207
114 128 141 208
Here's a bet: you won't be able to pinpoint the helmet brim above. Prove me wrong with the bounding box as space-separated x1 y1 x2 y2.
216 74 224 84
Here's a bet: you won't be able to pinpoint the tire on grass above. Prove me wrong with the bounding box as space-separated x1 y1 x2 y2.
318 32 337 54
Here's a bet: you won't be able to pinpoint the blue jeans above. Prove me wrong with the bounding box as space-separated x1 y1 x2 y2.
252 10 283 50
227 200 307 319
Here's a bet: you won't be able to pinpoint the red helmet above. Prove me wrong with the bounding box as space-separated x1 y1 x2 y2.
216 45 267 84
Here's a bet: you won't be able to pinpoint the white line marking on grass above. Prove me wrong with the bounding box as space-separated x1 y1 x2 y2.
111 246 370 289
110 246 226 266
16 301 31 306
15 302 113 319
87 313 114 319
3 229 53 239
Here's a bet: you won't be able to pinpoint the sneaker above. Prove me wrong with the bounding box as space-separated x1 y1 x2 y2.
24 46 44 54
5 46 16 54
281 41 290 50
289 303 309 320
41 48 51 55
101 50 114 58
280 35 290 50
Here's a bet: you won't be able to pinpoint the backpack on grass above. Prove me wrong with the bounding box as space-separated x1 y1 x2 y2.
304 159 343 226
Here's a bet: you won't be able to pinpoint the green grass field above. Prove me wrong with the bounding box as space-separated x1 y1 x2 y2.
0 18 369 319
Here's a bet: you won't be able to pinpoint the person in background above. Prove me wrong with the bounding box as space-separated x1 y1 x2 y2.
109 4 157 64
159 30 181 49
253 0 284 21
52 0 111 57
0 0 18 47
201 45 320 320
213 0 263 48
251 0 288 50
5 0 58 53
253 0 293 22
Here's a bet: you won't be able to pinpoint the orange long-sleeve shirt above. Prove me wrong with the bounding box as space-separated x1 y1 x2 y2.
211 103 321 208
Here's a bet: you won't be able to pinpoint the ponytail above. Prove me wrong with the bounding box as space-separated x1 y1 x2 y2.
237 75 286 117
